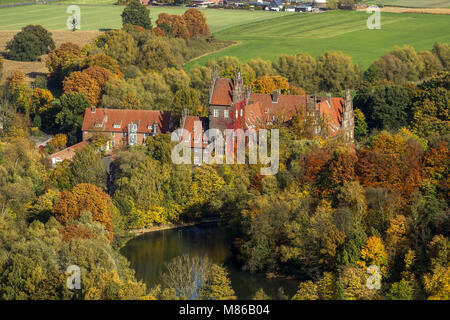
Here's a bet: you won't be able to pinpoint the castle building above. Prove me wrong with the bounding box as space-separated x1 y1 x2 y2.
199 66 355 142
49 108 174 166
50 66 354 166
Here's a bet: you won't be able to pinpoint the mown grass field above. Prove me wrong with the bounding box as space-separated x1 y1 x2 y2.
0 4 292 32
186 10 450 69
361 0 450 8
0 4 449 70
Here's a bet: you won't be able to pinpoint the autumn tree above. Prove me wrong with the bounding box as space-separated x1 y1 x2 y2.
251 75 290 94
358 236 388 275
83 54 121 76
182 9 209 38
82 65 114 91
63 71 101 106
47 133 68 152
31 88 53 118
198 264 236 300
292 281 319 300
432 42 450 69
139 36 178 71
53 183 114 240
46 42 84 87
95 30 139 66
155 13 189 39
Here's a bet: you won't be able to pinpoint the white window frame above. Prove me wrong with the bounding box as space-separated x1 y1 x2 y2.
213 109 219 117
224 110 229 118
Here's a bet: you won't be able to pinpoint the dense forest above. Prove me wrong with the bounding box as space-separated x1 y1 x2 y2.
0 1 448 300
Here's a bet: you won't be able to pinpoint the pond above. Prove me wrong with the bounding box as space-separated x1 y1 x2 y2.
120 222 299 300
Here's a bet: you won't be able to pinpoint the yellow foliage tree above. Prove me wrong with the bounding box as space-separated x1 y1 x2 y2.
48 133 67 151
358 236 388 275
423 266 450 300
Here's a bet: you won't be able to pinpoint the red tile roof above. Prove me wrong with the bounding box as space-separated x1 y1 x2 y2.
210 78 233 106
49 140 89 163
243 93 345 135
81 108 173 134
317 98 344 136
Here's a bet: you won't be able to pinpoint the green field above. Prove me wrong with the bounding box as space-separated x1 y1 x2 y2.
0 4 291 31
0 4 449 69
361 0 450 8
186 10 450 69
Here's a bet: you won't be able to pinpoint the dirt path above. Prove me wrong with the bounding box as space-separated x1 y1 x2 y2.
186 41 241 64
358 6 450 14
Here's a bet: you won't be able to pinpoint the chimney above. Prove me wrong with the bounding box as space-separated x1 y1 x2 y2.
92 107 96 113
326 93 332 105
272 89 280 103
152 120 158 136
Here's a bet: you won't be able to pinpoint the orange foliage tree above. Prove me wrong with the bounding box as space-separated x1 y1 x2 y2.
82 65 114 90
52 183 114 240
46 42 84 86
182 8 209 38
83 54 122 77
155 13 189 39
356 131 425 204
62 71 101 106
251 75 290 94
319 148 358 193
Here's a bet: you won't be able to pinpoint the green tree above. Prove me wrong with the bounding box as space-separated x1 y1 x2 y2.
274 53 318 93
6 25 55 61
354 108 368 140
354 85 412 130
55 92 90 144
315 51 360 92
70 146 107 190
172 87 203 123
121 0 152 30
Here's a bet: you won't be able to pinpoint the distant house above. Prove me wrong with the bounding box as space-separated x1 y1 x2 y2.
191 0 222 5
314 0 327 8
269 0 283 10
285 5 296 12
81 108 174 150
49 140 89 167
296 5 312 12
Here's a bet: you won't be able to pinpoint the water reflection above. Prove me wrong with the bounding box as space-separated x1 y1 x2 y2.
121 223 298 299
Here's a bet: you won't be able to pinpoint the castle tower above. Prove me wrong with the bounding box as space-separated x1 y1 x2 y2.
341 89 355 144
208 65 219 105
232 65 244 104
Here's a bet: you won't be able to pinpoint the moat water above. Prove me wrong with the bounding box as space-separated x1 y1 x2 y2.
121 222 298 299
